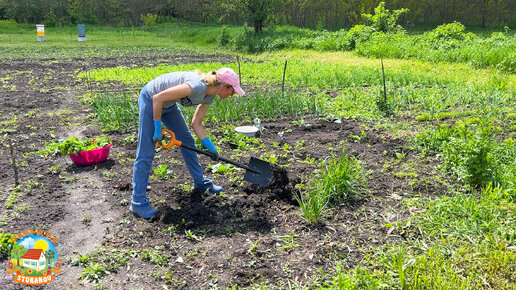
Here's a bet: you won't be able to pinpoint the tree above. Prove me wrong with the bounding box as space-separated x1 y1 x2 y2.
223 0 284 33
11 244 26 266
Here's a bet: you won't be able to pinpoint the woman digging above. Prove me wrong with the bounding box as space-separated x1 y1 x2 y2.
130 68 245 219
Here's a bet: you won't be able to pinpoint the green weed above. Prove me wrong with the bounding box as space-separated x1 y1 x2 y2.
80 263 110 284
153 164 173 180
296 150 364 224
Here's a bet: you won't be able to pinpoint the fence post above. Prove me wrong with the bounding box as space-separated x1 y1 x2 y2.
282 60 288 96
237 56 242 85
381 58 387 104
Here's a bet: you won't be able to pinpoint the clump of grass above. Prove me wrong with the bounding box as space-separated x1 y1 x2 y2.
296 149 364 224
296 186 328 224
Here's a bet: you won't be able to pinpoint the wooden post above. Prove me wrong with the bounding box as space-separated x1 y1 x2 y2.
8 139 19 186
381 58 387 104
282 60 288 95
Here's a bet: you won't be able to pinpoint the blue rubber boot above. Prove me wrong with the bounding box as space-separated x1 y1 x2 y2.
129 199 158 219
194 178 223 195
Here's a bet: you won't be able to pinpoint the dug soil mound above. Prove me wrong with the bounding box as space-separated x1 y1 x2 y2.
153 165 296 233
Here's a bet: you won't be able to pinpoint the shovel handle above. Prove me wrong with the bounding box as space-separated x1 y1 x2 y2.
156 129 182 149
180 143 260 174
156 129 260 175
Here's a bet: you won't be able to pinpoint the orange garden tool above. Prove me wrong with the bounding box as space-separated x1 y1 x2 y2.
156 129 273 186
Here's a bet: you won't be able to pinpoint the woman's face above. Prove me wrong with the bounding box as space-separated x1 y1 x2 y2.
219 84 235 100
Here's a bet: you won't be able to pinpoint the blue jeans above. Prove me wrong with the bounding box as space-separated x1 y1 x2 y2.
132 86 204 203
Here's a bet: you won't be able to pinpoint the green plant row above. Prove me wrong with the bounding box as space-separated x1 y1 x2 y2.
88 90 327 133
88 92 139 133
2 17 515 73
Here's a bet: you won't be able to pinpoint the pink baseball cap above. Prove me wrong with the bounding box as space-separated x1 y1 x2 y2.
216 67 245 95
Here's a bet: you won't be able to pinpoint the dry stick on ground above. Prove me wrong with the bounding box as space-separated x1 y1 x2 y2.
8 138 19 186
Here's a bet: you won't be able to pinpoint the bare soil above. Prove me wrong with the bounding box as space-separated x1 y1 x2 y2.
0 50 447 289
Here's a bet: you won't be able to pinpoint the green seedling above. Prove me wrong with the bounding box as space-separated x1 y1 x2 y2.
154 164 173 180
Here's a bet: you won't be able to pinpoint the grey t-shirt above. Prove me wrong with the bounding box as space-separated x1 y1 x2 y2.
146 71 216 108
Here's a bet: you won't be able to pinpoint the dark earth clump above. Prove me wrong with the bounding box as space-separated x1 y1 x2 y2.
154 165 295 228
244 164 297 205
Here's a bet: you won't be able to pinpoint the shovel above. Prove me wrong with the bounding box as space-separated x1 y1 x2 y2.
157 129 273 186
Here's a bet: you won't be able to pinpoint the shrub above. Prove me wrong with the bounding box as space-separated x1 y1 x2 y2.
343 25 374 50
361 2 409 33
427 22 475 42
417 120 515 190
140 13 157 26
233 24 259 53
217 25 231 47
496 52 516 74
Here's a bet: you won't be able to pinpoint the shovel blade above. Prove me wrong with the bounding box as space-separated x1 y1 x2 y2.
244 157 273 186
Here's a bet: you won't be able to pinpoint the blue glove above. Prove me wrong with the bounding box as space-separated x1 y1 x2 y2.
153 120 162 142
201 138 219 160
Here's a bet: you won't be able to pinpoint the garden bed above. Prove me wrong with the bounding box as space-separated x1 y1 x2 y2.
1 47 510 288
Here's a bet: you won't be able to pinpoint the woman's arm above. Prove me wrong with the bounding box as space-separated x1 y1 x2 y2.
191 103 210 140
152 83 192 120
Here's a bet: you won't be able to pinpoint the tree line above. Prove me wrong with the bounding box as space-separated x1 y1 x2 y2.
1 0 514 30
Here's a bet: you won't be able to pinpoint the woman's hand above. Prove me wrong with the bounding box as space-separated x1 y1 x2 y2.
201 138 219 160
153 120 162 142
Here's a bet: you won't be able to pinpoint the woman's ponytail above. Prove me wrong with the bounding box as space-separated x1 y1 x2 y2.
195 70 219 86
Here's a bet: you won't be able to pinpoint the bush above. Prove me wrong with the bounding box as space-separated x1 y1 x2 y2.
217 25 231 47
361 1 409 33
343 25 374 50
496 52 516 74
233 24 259 53
427 22 475 42
140 13 157 26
